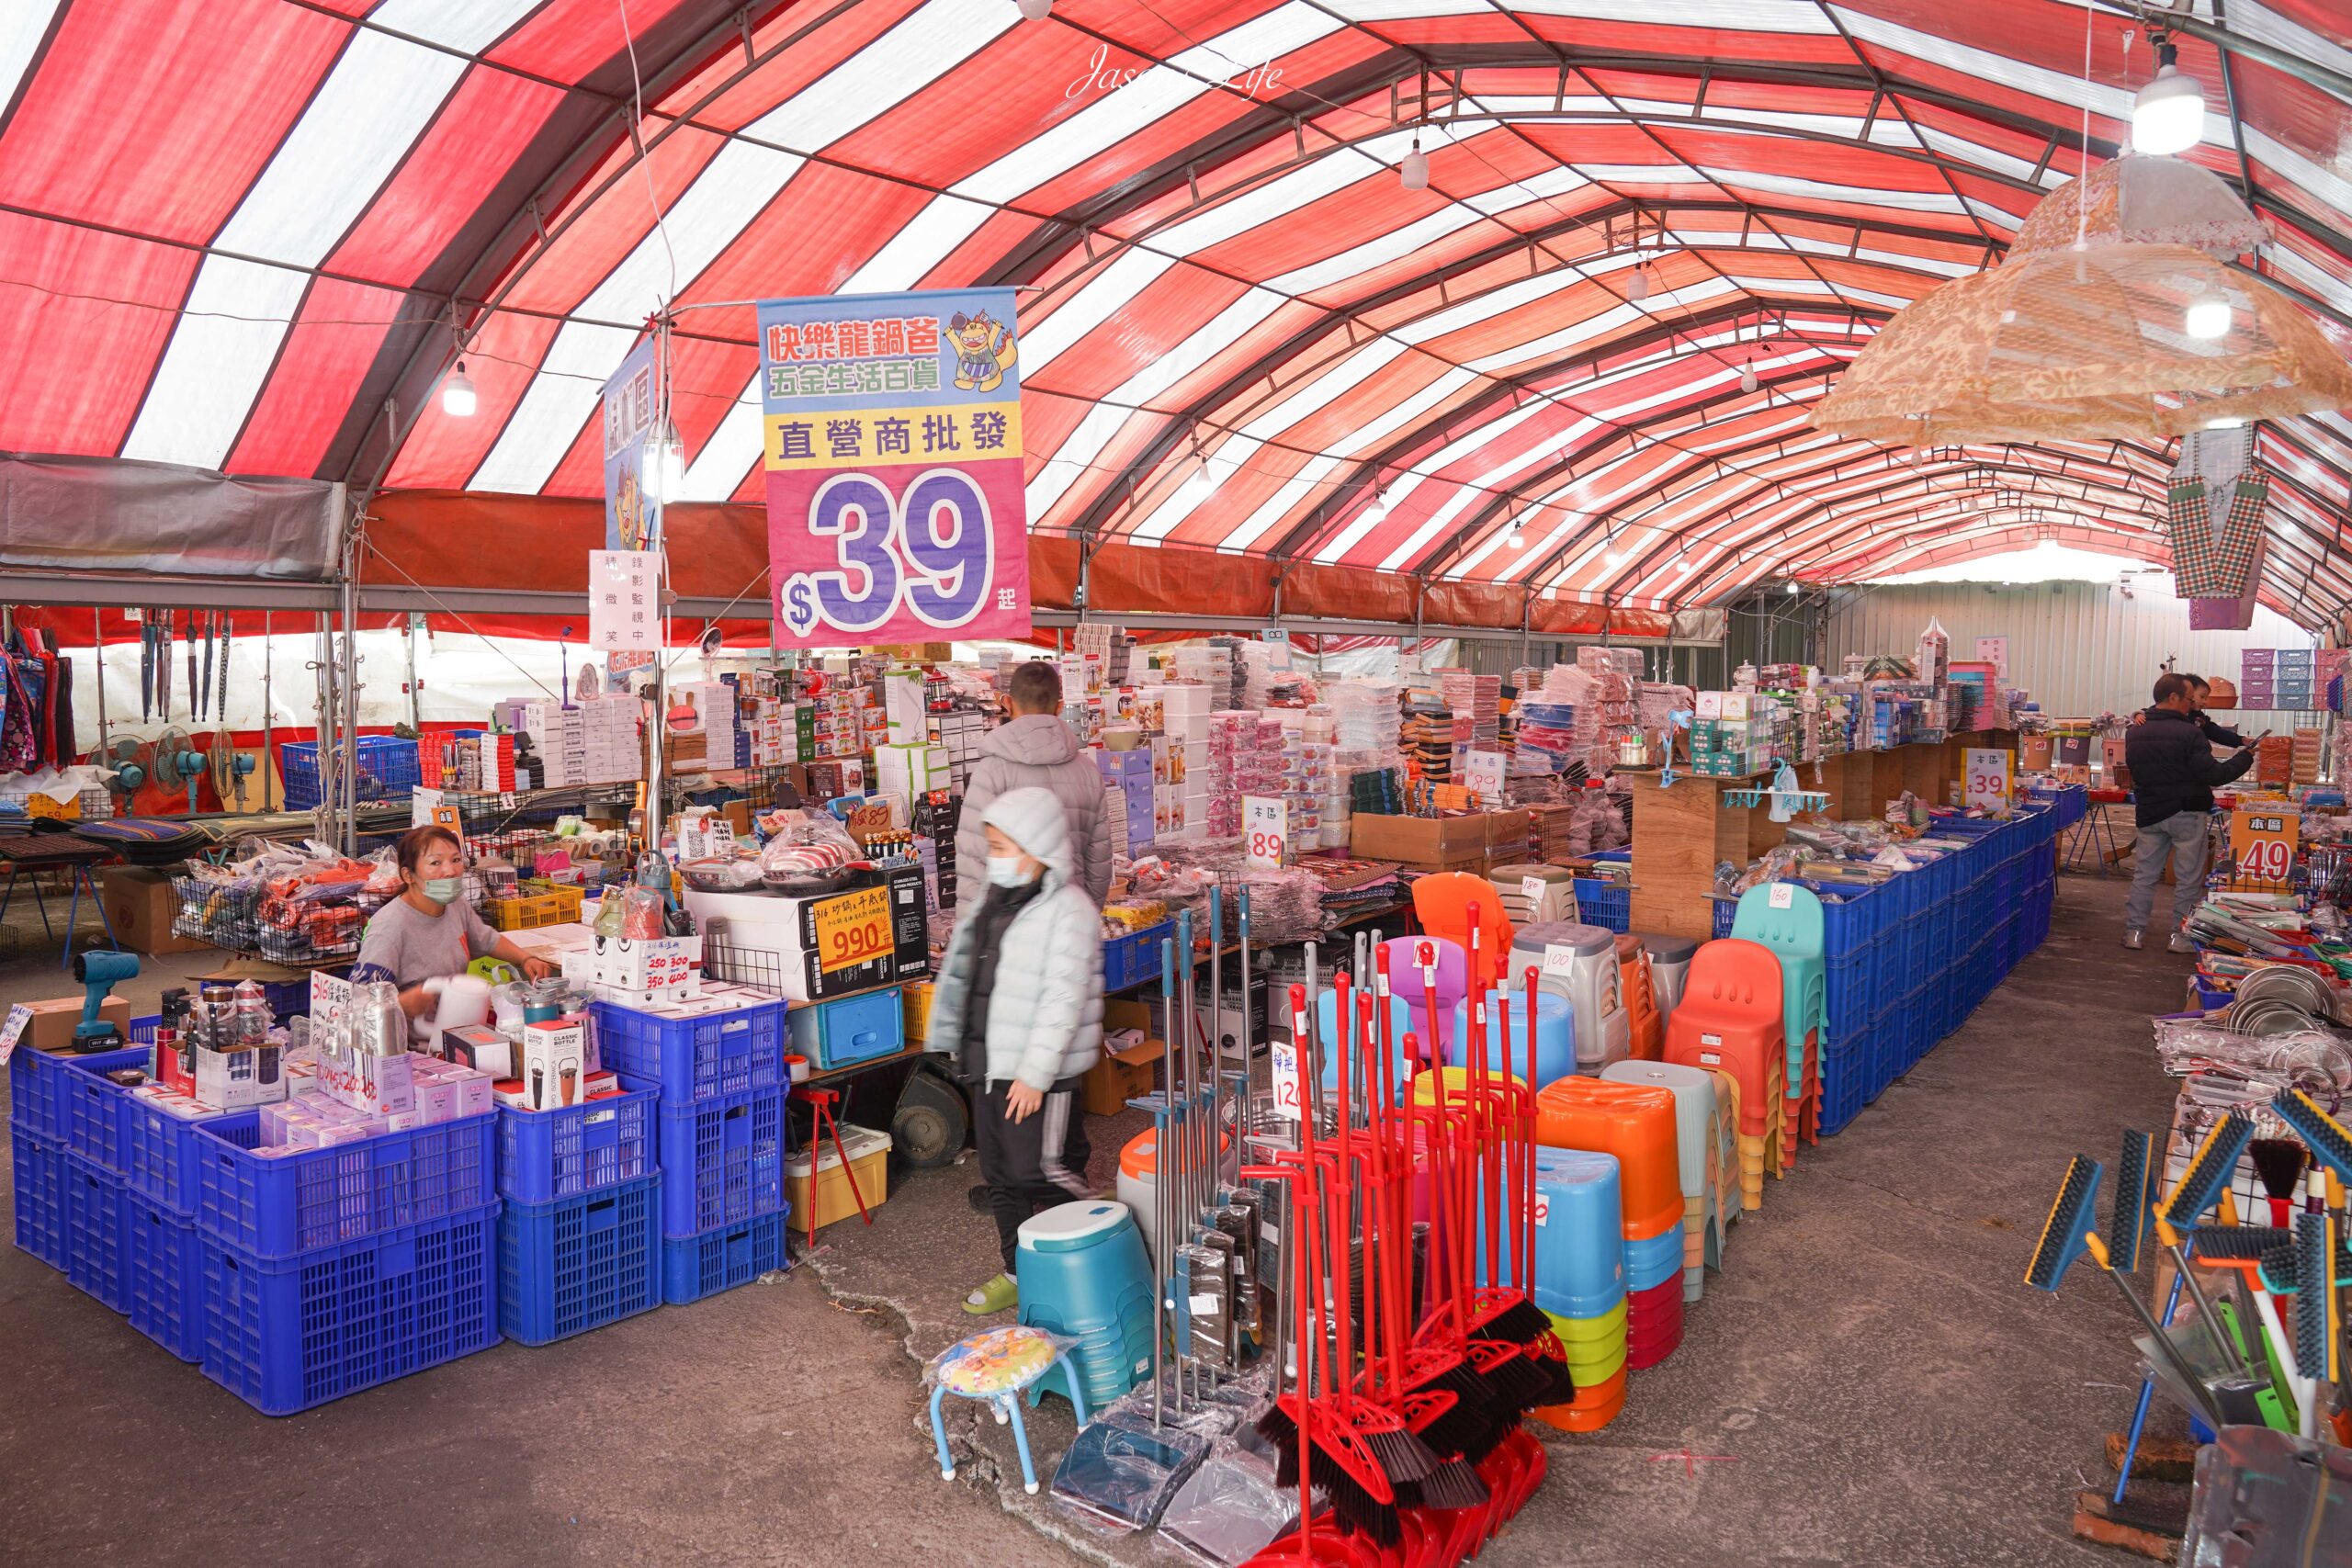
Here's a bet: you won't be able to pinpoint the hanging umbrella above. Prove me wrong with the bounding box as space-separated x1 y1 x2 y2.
2013 154 2268 259
1813 241 2352 445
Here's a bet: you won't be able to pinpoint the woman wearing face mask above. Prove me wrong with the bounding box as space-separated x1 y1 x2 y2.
925 788 1105 1314
352 825 555 1018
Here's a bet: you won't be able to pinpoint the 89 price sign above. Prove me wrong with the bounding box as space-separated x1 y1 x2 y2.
1244 795 1288 870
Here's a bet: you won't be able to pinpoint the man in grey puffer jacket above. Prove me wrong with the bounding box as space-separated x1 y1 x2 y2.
956 660 1112 908
927 786 1105 1313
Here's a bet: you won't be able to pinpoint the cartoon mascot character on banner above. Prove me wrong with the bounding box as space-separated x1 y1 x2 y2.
947 310 1018 393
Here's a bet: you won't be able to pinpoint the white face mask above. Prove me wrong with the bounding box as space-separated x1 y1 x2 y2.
986 855 1035 887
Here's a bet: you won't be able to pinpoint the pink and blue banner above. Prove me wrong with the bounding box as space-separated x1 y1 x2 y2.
758 288 1029 649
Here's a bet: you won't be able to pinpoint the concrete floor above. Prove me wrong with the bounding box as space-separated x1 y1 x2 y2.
1 871 2187 1567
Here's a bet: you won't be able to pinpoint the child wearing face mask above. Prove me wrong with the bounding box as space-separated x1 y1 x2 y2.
351 824 554 1020
925 788 1106 1314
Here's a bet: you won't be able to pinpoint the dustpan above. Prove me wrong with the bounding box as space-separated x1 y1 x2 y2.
1049 1406 1212 1531
1159 1436 1298 1566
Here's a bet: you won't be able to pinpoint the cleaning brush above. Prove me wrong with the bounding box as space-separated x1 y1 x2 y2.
2249 1138 2309 1229
2293 1202 2336 1383
2026 1156 2105 1292
2107 1130 2153 1275
2271 1090 2352 1184
2160 1111 2256 1230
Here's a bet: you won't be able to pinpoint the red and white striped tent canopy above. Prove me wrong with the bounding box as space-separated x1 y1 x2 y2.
2 0 2347 628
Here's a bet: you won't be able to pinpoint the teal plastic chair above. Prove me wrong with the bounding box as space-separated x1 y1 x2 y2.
1729 883 1826 1113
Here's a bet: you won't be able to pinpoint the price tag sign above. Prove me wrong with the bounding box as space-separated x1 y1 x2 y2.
1521 874 1546 906
812 886 893 973
431 804 463 836
310 972 353 1050
1768 882 1794 909
1963 747 2014 813
412 785 445 828
1541 943 1577 978
0 1003 32 1067
1244 795 1288 870
1463 750 1507 798
1269 1038 1302 1122
1532 1191 1551 1230
2231 806 2299 890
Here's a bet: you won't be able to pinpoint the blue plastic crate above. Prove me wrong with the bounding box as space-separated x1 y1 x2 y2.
1710 897 1735 940
1896 986 1929 1074
1817 884 1885 959
1865 1006 1897 1101
1573 878 1629 933
639 1083 786 1237
62 1150 128 1311
590 995 786 1106
194 1109 497 1259
1102 922 1174 991
119 1093 228 1216
278 733 420 813
123 1193 206 1361
789 987 904 1071
201 1202 501 1416
1824 947 1873 1043
1817 1029 1874 1136
662 1209 787 1305
9 1042 149 1143
496 1087 658 1205
58 1058 128 1172
498 1175 662 1346
12 1126 65 1269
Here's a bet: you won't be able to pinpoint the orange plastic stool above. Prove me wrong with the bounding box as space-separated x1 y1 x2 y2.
1614 934 1662 1061
1532 1362 1627 1433
1534 1076 1682 1240
1411 871 1516 990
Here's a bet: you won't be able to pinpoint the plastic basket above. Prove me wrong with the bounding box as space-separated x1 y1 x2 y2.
9 1042 149 1144
496 1086 659 1205
498 1175 662 1346
1709 897 1736 941
119 1094 228 1215
60 1056 127 1173
1817 1028 1874 1136
124 1193 206 1361
279 733 421 813
641 1084 786 1238
1896 986 1929 1075
591 996 786 1106
1824 948 1873 1043
12 1126 65 1269
1102 921 1174 992
62 1150 128 1311
661 1209 787 1306
200 1202 501 1416
194 1110 498 1259
1572 879 1630 933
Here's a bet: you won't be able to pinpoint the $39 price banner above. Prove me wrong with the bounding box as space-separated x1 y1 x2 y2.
759 287 1030 648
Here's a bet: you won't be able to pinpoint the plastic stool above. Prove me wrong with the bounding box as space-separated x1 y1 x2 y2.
1532 1077 1681 1241
1318 987 1420 1100
1531 1146 1625 1320
1532 1359 1627 1433
1448 987 1576 1086
1600 1060 1724 1300
1015 1201 1154 1415
1642 933 1698 1021
929 1325 1091 1494
1615 934 1662 1061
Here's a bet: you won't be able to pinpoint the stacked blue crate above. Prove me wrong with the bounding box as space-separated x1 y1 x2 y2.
495 1084 663 1345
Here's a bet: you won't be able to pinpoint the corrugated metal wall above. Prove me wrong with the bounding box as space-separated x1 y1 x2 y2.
1821 581 2321 729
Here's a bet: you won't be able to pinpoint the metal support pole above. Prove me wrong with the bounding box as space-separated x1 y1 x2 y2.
339 573 359 853
404 614 423 732
92 609 107 759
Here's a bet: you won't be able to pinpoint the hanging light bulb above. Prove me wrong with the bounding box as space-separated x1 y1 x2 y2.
2204 412 2247 429
1785 581 1800 595
1626 264 1651 302
1399 139 1429 191
1604 550 1627 568
1184 454 1218 501
1015 0 1054 19
2132 40 2205 156
441 360 477 418
1363 483 1395 523
647 421 685 501
1506 524 1527 550
2184 295 2232 340
1738 360 1758 395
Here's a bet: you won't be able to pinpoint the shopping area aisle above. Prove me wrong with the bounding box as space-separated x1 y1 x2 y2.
1 873 2176 1568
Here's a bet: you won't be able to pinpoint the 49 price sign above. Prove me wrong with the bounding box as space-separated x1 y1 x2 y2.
2231 806 2298 891
760 288 1030 649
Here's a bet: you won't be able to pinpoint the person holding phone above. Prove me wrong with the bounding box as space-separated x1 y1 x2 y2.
2121 673 2255 952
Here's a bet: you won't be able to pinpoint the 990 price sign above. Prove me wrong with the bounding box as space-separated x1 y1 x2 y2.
812 886 893 974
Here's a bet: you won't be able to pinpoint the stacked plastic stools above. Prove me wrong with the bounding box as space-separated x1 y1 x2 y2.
1533 1076 1683 1369
1382 934 1466 1061
1527 1147 1627 1433
1447 987 1576 1088
1703 1067 1740 1254
1730 885 1827 1167
1318 986 1420 1098
1642 933 1698 1022
1662 938 1788 1209
1614 934 1663 1060
1409 872 1516 989
1015 1200 1154 1414
1600 1059 1722 1303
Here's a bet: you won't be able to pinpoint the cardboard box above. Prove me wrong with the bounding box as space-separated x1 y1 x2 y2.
195 1043 290 1110
101 866 209 955
22 994 132 1054
1349 812 1493 873
785 1123 892 1230
1086 1006 1165 1116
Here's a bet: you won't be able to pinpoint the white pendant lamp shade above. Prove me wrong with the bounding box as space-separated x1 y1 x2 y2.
1015 0 1054 20
441 361 476 417
1626 265 1651 302
2133 62 2205 156
1400 144 1429 190
1738 363 1758 394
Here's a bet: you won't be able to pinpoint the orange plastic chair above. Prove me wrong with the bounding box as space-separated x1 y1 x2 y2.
1533 1077 1682 1241
1661 939 1789 1199
1614 933 1662 1061
1411 871 1516 991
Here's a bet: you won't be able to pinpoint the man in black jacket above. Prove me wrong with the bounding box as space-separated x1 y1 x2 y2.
2121 672 2254 951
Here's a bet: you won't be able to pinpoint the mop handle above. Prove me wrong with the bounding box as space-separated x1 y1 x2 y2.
1331 970 1356 1389
1207 884 1223 1191
1237 886 1253 1134
1521 964 1541 1294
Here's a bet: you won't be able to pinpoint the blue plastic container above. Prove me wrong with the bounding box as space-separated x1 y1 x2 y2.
1573 879 1630 933
1102 922 1173 992
123 1193 205 1361
641 1083 786 1237
12 1126 65 1269
1824 950 1872 1043
1816 885 1884 958
62 1150 128 1311
788 987 903 1071
495 1085 658 1204
280 733 419 812
1623 1221 1686 1294
1710 897 1735 940
1531 1147 1625 1321
9 1043 148 1143
119 1094 227 1216
1868 1006 1899 1101
1447 989 1576 1087
1016 1201 1155 1412
662 1209 786 1305
59 1059 126 1173
591 995 786 1105
498 1175 662 1346
201 1202 501 1416
1318 988 1421 1100
193 1110 498 1259
1817 1028 1874 1136
1898 985 1929 1073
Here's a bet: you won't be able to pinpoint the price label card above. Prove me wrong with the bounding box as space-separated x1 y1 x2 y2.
1532 1192 1551 1230
310 972 353 1050
430 804 463 835
2231 806 2299 890
0 1003 32 1067
1963 747 2014 813
1768 883 1794 909
1268 1039 1302 1122
1541 944 1577 978
1463 750 1507 797
812 886 894 974
412 785 444 828
1521 874 1546 905
1244 795 1287 870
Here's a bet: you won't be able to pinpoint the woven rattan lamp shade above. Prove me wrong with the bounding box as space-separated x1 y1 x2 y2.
2014 155 2267 258
1814 241 2352 445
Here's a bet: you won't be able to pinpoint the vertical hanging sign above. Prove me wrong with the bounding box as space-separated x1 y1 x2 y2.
603 338 659 551
588 549 659 653
760 288 1030 649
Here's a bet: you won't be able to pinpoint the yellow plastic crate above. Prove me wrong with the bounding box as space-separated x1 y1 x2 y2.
900 980 933 1046
485 880 583 931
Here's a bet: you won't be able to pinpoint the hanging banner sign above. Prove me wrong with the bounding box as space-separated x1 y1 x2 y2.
759 288 1029 649
603 338 659 551
588 550 660 654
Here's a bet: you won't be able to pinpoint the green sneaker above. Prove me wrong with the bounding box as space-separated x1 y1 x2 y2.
961 1272 1018 1314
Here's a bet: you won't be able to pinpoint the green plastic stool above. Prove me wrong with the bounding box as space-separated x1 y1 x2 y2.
1730 883 1826 1107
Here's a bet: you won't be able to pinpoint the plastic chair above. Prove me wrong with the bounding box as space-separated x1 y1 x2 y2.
1730 884 1828 1135
1382 934 1467 1061
1614 934 1662 1061
1411 872 1516 990
928 1325 1091 1494
1532 1077 1681 1241
1661 939 1788 1204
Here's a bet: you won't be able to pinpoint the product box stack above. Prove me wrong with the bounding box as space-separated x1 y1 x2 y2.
913 791 960 912
2292 728 2324 785
1096 748 1155 860
1440 671 1501 776
501 694 641 786
2275 648 2314 711
2239 648 2274 712
440 730 518 793
1158 682 1214 841
1204 710 1261 843
1690 693 1772 777
875 741 951 819
1574 649 1642 777
2256 733 2294 787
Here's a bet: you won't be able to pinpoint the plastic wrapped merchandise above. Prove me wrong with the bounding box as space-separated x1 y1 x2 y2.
2179 1425 2352 1568
1049 1406 1212 1533
1157 1434 1299 1565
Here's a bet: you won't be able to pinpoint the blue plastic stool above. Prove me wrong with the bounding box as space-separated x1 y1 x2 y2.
1530 1146 1625 1321
1015 1201 1154 1414
928 1325 1091 1495
1450 987 1576 1086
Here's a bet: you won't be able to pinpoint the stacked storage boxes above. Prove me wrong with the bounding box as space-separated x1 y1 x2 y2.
496 1078 662 1345
2239 647 2273 711
1095 747 1155 861
2275 647 2313 711
593 993 791 1304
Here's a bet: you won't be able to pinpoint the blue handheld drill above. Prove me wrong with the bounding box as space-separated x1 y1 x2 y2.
70 950 140 1054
